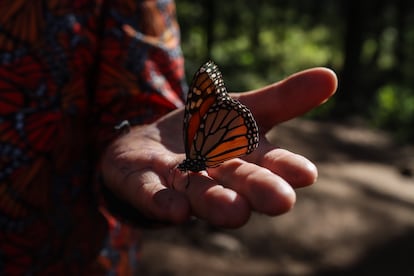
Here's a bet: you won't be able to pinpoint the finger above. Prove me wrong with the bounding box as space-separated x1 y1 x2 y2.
173 171 251 228
248 138 318 188
241 133 317 188
261 148 317 188
237 67 337 132
208 160 296 216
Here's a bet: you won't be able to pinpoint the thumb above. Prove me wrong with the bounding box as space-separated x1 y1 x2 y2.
236 67 337 132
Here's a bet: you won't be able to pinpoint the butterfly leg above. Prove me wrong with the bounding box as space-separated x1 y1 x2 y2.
185 172 190 189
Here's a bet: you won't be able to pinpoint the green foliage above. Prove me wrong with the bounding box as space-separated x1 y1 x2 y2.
377 27 398 70
176 0 414 144
178 1 342 90
373 85 414 141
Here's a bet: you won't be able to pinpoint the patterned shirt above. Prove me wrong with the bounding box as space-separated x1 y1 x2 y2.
0 0 185 274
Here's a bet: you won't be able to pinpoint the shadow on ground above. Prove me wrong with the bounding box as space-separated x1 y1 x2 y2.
137 119 414 275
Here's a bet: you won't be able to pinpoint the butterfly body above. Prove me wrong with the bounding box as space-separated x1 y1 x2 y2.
178 61 259 172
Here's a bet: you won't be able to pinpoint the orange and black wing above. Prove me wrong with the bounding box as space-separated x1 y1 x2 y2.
178 61 259 172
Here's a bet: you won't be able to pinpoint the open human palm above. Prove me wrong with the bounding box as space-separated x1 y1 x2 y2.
100 67 337 228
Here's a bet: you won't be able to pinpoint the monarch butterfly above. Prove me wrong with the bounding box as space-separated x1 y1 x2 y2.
177 61 259 173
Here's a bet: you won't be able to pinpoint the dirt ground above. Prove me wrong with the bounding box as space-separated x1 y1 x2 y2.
137 119 414 276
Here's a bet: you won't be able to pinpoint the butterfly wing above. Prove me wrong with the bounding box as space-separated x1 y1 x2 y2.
182 62 219 160
180 61 259 172
198 96 258 167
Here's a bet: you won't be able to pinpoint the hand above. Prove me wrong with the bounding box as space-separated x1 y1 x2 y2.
100 67 337 228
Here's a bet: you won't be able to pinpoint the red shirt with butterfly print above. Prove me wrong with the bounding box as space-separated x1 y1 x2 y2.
0 0 185 274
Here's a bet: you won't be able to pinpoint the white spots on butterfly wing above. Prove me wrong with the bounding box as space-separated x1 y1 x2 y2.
180 60 259 172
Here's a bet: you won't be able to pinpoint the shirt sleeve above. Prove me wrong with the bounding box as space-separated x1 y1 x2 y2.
0 0 187 273
91 0 186 153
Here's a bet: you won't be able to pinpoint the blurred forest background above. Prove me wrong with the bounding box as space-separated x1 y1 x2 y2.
138 1 414 274
177 0 414 143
